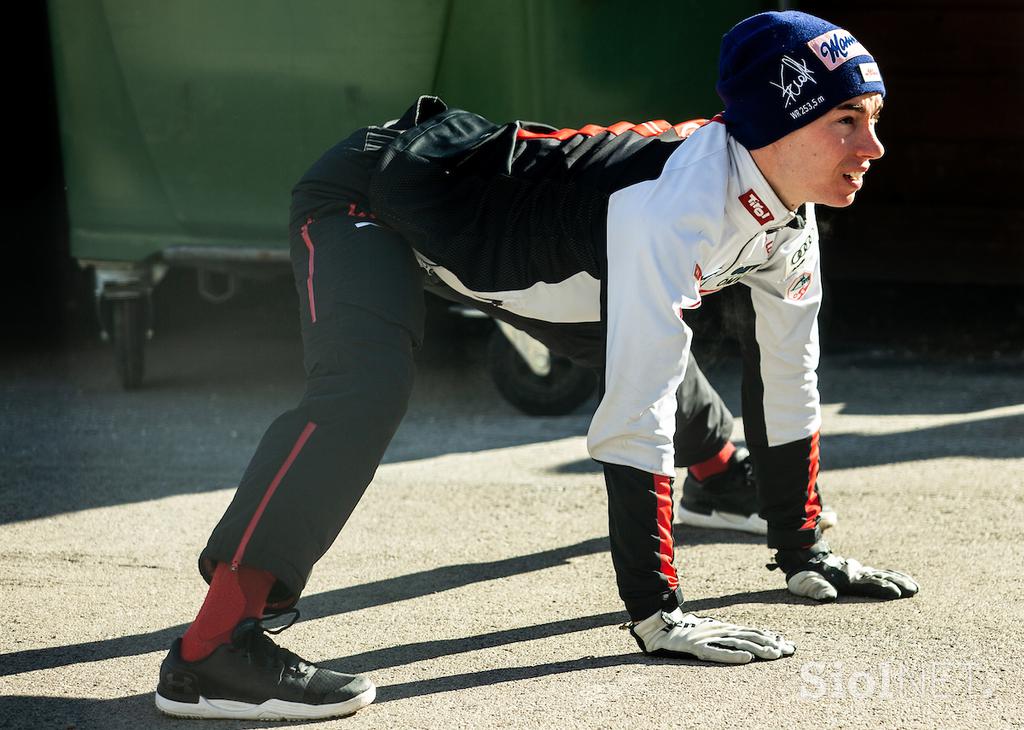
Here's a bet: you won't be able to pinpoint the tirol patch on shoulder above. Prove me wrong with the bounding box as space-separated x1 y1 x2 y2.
806 29 869 71
739 189 774 224
787 271 813 300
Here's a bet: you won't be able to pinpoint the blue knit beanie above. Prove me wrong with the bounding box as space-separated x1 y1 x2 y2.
717 11 885 150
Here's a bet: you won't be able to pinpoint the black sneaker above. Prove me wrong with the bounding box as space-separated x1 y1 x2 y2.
155 611 375 720
676 447 837 535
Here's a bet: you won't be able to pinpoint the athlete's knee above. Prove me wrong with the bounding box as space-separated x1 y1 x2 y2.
299 337 415 433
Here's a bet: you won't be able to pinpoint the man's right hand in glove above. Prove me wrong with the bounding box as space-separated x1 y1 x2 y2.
629 608 796 664
769 540 919 601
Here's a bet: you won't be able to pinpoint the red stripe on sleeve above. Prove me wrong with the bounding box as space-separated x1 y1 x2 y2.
673 119 709 138
516 126 583 141
516 118 709 142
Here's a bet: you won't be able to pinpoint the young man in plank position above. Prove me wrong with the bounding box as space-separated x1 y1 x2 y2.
156 11 918 720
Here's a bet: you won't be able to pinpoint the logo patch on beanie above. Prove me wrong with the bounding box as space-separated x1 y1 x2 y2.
806 29 869 71
859 62 882 82
739 189 774 224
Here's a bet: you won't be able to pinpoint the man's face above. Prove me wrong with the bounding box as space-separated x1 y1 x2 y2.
758 92 885 209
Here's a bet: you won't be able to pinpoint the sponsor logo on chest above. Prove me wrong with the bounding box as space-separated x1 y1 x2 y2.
700 263 760 292
784 235 815 279
787 271 813 300
739 189 775 224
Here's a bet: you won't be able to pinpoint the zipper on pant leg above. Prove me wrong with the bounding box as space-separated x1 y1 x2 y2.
300 218 317 324
231 421 318 571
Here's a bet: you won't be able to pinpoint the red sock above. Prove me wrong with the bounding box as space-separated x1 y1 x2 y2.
688 441 737 482
180 562 276 662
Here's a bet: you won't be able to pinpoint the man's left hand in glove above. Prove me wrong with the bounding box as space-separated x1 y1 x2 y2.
769 540 919 602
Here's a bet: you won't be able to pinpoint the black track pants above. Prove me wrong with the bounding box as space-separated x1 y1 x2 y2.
198 125 733 611
200 188 425 603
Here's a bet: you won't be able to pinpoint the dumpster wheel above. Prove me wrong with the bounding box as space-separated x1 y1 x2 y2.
111 298 145 389
488 329 596 416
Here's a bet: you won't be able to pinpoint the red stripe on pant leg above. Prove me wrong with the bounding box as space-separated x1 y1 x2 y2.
800 431 823 531
300 219 317 324
653 474 679 589
231 421 318 569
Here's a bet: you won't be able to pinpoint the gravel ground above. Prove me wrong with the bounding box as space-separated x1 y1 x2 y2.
1 278 1022 730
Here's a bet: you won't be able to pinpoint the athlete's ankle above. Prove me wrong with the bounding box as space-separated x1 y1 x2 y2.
180 562 275 662
687 441 737 482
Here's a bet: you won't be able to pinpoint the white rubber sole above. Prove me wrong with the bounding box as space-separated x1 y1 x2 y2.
676 506 768 535
155 684 375 720
676 506 838 534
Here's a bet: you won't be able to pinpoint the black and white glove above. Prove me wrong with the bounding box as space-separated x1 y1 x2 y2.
628 608 796 664
769 540 919 601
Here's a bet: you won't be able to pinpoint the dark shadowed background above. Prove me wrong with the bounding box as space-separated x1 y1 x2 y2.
3 1 1021 364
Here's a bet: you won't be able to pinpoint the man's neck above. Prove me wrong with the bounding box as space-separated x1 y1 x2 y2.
749 146 803 212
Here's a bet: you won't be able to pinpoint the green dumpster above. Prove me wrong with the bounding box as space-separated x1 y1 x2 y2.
48 0 766 387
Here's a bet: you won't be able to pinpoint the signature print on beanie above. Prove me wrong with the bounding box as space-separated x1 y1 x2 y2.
771 55 818 108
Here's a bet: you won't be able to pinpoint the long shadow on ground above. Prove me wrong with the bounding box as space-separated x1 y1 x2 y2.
0 525 776 679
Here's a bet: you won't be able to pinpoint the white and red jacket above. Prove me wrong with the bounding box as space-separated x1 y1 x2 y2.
368 105 824 548
593 120 821 477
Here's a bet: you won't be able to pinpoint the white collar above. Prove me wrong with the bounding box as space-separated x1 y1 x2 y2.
726 136 798 235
